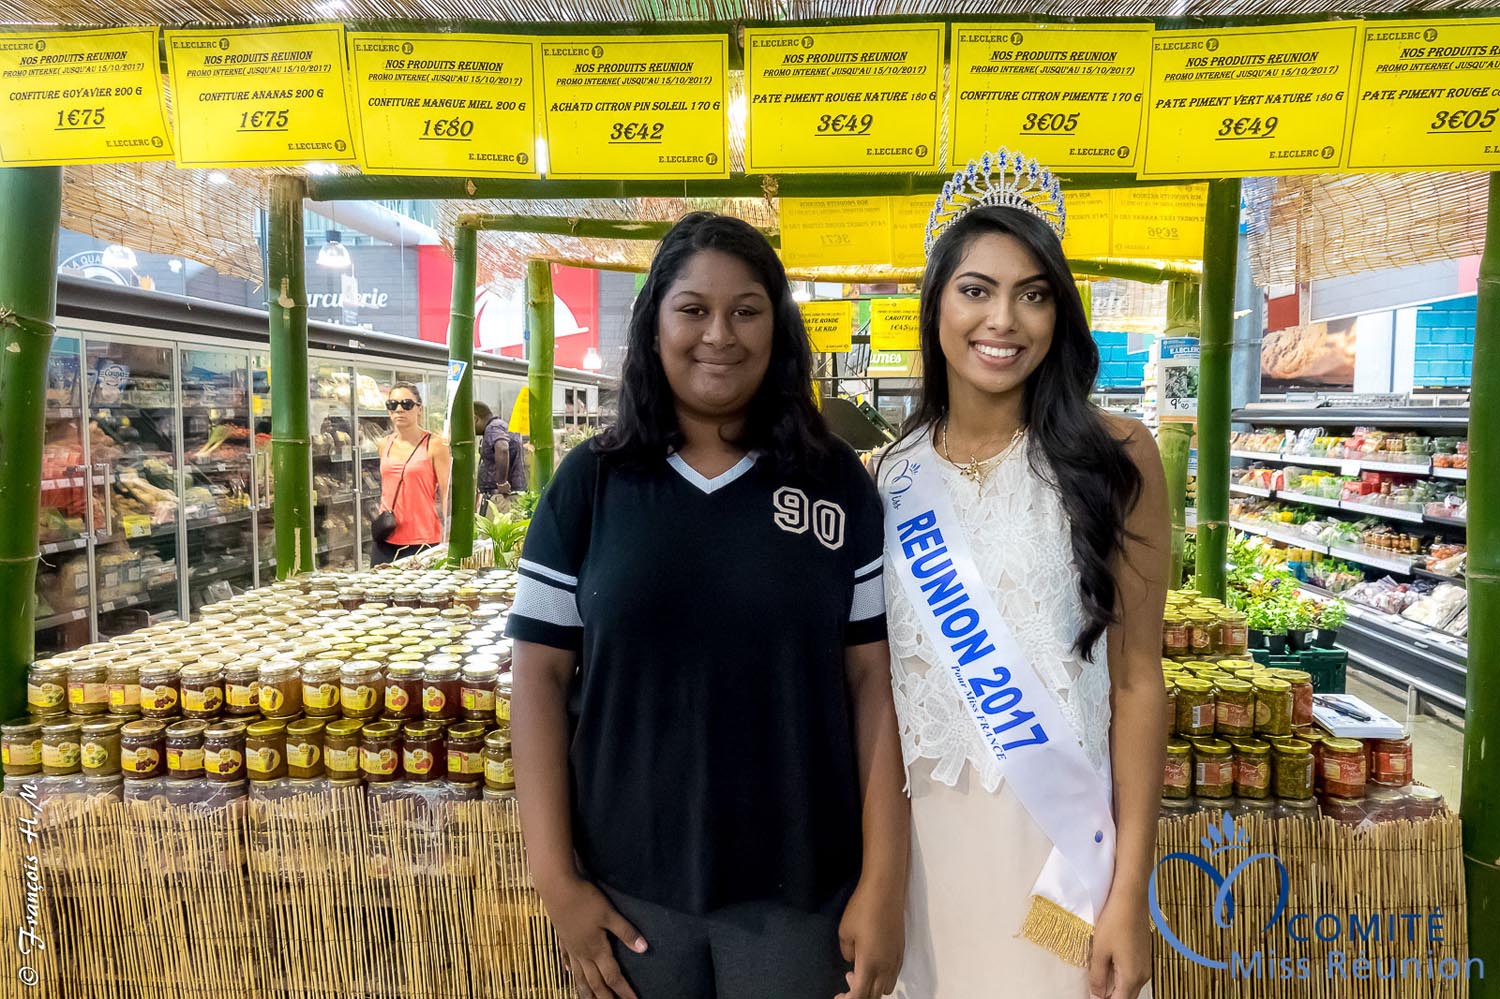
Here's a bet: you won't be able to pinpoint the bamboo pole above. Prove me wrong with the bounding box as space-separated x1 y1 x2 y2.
267 175 316 577
526 259 557 492
447 224 479 562
307 171 1174 204
1192 179 1239 602
0 167 61 721
1463 171 1500 997
1160 280 1200 589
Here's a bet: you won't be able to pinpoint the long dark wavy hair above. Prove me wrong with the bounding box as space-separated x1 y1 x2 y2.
893 205 1142 659
596 212 837 476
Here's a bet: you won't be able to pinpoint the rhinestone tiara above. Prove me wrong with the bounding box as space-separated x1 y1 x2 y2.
924 149 1066 257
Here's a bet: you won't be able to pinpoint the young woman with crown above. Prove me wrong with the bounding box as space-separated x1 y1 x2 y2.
877 151 1170 998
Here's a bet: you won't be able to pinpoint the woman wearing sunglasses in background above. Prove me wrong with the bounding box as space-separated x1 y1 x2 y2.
372 381 452 565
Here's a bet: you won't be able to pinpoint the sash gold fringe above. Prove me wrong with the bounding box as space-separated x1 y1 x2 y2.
1018 893 1094 969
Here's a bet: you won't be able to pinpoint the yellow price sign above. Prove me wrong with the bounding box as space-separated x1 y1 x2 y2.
165 24 355 168
743 24 942 173
1346 20 1500 171
870 298 921 352
1142 23 1361 178
539 35 728 179
781 197 893 269
509 387 531 436
890 195 934 271
1061 189 1112 260
1109 184 1208 259
0 28 172 166
800 301 855 353
949 24 1152 172
347 32 539 177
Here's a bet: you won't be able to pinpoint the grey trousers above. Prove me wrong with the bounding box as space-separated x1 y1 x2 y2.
600 883 852 999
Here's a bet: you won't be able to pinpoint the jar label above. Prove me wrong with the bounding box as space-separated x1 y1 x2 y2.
385 686 412 712
1375 750 1409 775
326 747 358 773
1190 703 1214 731
485 756 515 788
404 747 436 775
205 748 243 775
362 746 398 776
259 687 285 713
142 685 179 711
183 687 224 713
69 682 109 706
461 687 495 712
109 683 141 708
124 747 160 773
1162 757 1189 791
1323 755 1367 784
81 741 110 770
342 684 376 711
42 741 80 768
247 747 281 775
167 747 205 772
1195 758 1232 788
28 681 65 709
226 683 256 708
1190 629 1213 651
1216 702 1252 730
422 686 446 712
304 682 340 710
288 743 321 768
2 740 42 766
494 697 511 724
449 749 484 775
1235 758 1270 790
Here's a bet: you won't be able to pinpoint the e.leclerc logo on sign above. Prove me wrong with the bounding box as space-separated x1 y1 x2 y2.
1148 813 1483 983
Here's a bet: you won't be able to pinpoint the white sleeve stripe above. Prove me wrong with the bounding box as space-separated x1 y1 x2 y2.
511 575 583 629
854 555 884 578
850 577 886 623
518 558 579 587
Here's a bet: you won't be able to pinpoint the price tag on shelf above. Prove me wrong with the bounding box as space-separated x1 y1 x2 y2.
1341 459 1361 476
347 31 539 177
870 298 921 352
1141 22 1361 178
799 301 854 353
0 27 173 166
164 24 355 168
948 23 1153 172
538 35 728 179
122 516 152 539
743 23 942 173
1345 19 1500 171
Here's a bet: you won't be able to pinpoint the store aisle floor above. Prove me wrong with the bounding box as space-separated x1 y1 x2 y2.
1347 671 1465 809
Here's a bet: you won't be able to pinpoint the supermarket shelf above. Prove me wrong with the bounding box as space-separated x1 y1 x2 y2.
1413 567 1464 585
1284 454 1346 470
1426 514 1467 529
1327 543 1418 575
1230 449 1448 478
1231 449 1282 462
35 608 88 630
1230 484 1274 498
315 491 356 507
1342 500 1424 524
47 407 82 419
41 476 85 490
1433 467 1468 481
1361 459 1432 475
188 560 253 587
1266 525 1327 552
1278 490 1341 511
1234 405 1469 429
185 510 252 530
38 537 88 556
1230 519 1267 537
97 592 153 614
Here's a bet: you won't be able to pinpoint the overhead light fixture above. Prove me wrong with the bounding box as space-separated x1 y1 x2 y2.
317 230 352 269
102 244 138 271
206 170 230 185
581 347 603 372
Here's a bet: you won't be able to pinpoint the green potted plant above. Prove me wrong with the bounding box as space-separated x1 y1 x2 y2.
1316 599 1348 647
1246 601 1285 653
1286 598 1318 651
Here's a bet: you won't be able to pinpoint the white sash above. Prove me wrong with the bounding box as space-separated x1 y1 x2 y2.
881 438 1116 939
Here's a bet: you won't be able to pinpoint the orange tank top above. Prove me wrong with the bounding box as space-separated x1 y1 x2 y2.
380 433 442 545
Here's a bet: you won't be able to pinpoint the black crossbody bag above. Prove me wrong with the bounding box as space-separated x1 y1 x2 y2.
371 433 429 544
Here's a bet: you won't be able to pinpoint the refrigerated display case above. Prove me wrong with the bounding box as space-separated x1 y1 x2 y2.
85 335 181 638
35 336 91 655
180 347 256 614
311 363 359 571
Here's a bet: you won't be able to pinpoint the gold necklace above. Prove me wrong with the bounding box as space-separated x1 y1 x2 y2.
940 420 1025 485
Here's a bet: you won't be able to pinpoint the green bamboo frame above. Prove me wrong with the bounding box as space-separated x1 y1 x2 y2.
526 259 557 492
1191 179 1239 602
446 225 478 561
0 167 61 723
1462 171 1500 991
1159 279 1201 589
267 176 317 577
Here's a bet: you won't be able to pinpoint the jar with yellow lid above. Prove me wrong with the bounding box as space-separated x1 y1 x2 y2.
2 722 43 777
447 723 486 785
107 664 141 716
286 718 326 779
204 722 246 782
1231 738 1271 799
257 663 302 719
384 664 424 719
302 663 342 719
339 661 383 720
1253 678 1293 737
1213 678 1254 738
1173 677 1215 737
1270 669 1314 728
165 720 207 780
1164 679 1178 740
41 720 83 776
1192 739 1233 799
1217 610 1249 657
1162 739 1192 800
1185 613 1217 658
179 665 225 720
324 720 364 780
361 721 402 783
138 665 182 720
80 718 124 776
67 663 110 716
245 720 288 781
483 729 514 791
28 661 69 717
120 720 167 779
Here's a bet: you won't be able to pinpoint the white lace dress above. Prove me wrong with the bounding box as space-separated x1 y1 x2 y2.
888 440 1113 999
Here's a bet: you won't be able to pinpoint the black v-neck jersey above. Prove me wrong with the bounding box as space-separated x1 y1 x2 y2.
506 441 887 914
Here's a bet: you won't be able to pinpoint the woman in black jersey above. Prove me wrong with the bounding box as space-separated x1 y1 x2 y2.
506 213 907 999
